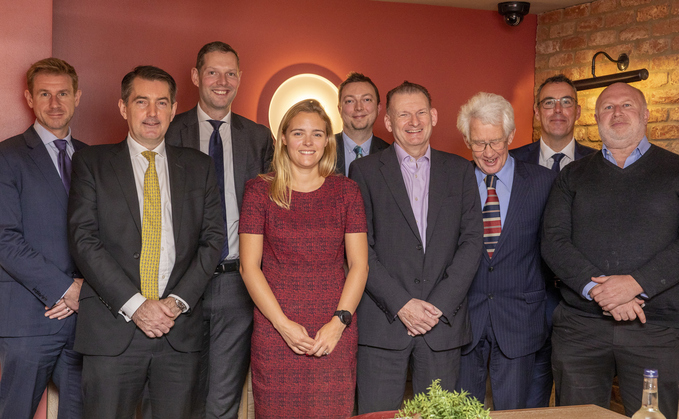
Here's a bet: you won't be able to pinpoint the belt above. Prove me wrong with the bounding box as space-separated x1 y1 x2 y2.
214 259 240 275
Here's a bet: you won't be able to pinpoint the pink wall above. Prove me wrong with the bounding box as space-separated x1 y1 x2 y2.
52 0 537 159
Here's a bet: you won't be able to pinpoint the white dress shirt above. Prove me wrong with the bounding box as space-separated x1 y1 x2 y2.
538 138 576 170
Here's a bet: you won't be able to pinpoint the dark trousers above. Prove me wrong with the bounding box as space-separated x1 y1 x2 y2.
552 304 679 419
82 328 199 419
525 284 561 408
0 315 81 419
356 337 461 414
458 319 536 410
193 270 253 419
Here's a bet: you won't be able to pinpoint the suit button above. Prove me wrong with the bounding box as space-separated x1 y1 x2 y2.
414 278 420 284
488 294 494 299
416 244 423 251
133 252 140 259
488 266 494 272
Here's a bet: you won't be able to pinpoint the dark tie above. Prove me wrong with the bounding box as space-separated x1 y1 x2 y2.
53 139 72 193
482 175 502 259
208 120 229 261
353 145 364 159
551 153 565 172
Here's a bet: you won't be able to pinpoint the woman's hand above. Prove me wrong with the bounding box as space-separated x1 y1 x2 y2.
275 318 317 355
308 316 346 357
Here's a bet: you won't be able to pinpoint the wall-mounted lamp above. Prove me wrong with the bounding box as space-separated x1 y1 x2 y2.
268 73 342 137
573 51 649 91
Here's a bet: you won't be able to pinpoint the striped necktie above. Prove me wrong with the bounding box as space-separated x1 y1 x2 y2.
482 174 501 259
140 151 161 300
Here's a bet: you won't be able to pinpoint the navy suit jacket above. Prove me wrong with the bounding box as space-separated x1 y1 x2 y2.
68 140 224 356
335 132 389 176
0 126 87 337
463 160 556 359
510 139 597 165
349 145 484 351
165 107 273 210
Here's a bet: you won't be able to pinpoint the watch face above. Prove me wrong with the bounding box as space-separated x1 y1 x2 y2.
339 311 351 326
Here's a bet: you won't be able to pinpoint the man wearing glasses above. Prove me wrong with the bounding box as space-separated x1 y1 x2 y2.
456 92 556 410
511 74 595 408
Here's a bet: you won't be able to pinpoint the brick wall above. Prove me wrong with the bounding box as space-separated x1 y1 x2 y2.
534 0 679 152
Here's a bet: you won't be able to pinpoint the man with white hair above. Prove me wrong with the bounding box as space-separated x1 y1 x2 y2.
456 92 556 409
542 82 679 418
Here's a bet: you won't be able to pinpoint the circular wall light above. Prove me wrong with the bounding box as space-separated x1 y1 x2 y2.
268 73 342 138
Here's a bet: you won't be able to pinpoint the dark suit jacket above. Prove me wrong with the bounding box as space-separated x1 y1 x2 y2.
68 140 224 356
463 160 556 359
165 107 274 210
335 132 389 176
349 145 484 351
510 139 596 165
0 127 86 337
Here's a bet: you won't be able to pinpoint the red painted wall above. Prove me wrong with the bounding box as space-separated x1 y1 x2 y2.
52 0 537 159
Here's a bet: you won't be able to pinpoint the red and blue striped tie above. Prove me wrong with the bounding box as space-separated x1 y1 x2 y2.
483 175 501 258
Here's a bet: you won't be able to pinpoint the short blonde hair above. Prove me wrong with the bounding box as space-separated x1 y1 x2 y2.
263 99 337 209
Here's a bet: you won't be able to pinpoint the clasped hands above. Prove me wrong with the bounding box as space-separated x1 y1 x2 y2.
45 278 83 320
398 298 442 337
589 274 646 323
132 298 182 338
275 316 346 358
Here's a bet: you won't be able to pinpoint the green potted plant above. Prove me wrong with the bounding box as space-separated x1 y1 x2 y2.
394 379 491 419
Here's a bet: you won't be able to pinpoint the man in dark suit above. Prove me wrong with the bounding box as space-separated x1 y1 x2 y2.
349 81 484 414
164 41 273 419
510 74 596 408
0 58 85 419
68 66 223 418
455 92 556 410
335 72 388 176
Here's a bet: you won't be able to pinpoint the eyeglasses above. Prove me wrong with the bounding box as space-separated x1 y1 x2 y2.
539 96 576 109
469 138 508 152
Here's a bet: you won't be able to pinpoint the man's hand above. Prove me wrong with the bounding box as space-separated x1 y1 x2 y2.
44 278 84 320
160 297 182 320
590 275 644 311
606 298 646 323
131 300 176 338
397 298 442 336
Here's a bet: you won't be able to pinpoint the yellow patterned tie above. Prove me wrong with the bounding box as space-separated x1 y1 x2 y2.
140 151 161 300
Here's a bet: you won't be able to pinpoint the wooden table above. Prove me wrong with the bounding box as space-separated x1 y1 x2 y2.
351 404 628 419
491 405 627 419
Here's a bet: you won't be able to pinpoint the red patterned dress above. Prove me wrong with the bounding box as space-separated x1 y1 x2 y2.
239 174 367 419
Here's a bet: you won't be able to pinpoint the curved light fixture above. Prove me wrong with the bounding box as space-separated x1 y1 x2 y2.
268 73 342 138
573 51 648 91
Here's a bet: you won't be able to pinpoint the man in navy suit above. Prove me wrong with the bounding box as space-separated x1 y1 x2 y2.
0 58 85 419
456 92 556 410
335 72 389 176
510 74 596 408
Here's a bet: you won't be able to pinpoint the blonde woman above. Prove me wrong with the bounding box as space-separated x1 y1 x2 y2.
239 99 368 418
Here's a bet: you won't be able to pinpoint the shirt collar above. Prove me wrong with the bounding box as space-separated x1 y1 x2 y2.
197 104 231 125
33 120 72 145
342 132 373 151
394 142 431 164
601 136 650 160
126 134 167 158
539 137 575 162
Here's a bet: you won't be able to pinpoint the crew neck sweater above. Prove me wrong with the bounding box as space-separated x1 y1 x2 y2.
542 144 679 328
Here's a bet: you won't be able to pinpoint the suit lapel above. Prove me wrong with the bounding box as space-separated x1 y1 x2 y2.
110 140 142 234
379 147 422 243
493 160 529 256
425 150 446 249
166 146 185 246
230 113 248 209
527 142 541 165
180 106 201 150
25 127 69 211
335 133 346 175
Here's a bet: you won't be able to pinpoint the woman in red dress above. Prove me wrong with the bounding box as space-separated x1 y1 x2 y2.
239 99 369 418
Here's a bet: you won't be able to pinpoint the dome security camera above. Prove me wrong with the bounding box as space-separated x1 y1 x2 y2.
498 2 531 26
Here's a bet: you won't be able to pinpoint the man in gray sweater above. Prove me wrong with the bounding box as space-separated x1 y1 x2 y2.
541 82 679 419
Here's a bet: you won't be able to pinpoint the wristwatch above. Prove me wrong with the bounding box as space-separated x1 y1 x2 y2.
174 298 187 313
334 310 352 326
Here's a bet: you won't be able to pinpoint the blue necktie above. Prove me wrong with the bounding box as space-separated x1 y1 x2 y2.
208 120 229 261
551 153 565 172
353 145 364 159
54 139 71 193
